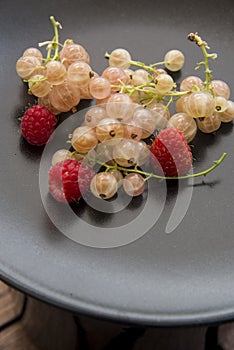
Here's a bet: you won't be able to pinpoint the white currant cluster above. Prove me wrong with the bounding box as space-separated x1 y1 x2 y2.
103 33 234 137
51 101 169 198
16 16 98 114
15 17 230 201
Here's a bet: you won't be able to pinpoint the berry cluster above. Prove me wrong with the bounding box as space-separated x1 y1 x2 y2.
16 16 96 114
16 17 230 203
48 101 225 203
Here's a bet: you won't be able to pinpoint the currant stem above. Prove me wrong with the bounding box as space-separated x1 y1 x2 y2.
77 152 226 181
188 32 217 92
105 52 159 73
39 16 61 62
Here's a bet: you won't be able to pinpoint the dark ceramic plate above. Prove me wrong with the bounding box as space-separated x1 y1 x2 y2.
0 0 234 326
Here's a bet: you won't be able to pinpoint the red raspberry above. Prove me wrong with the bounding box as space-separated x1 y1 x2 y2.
21 105 57 146
48 159 95 203
150 128 193 177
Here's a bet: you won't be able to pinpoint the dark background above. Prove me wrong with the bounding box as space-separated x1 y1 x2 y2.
0 0 234 327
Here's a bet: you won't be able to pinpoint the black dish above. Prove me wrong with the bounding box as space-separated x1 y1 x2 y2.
0 0 234 326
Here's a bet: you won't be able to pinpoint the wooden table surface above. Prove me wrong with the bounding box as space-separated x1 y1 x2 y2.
0 280 232 350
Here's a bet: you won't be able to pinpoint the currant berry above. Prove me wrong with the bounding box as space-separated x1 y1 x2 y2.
214 96 228 113
185 91 215 118
108 169 123 188
132 107 158 138
106 93 133 122
123 173 145 197
23 48 43 60
59 41 90 68
154 74 174 94
49 80 80 112
90 172 118 199
167 112 197 143
124 120 143 141
38 95 61 115
112 139 139 167
102 66 127 92
28 75 51 98
89 77 111 99
16 56 42 79
96 118 124 143
164 49 185 72
175 95 190 113
71 126 98 153
84 106 107 127
217 100 234 122
180 75 203 92
132 69 149 86
197 115 221 133
45 61 67 85
108 48 131 69
212 80 230 99
67 61 93 87
52 149 73 165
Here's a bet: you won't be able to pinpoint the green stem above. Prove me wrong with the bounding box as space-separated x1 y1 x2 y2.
188 32 217 92
79 152 227 181
39 16 61 62
105 52 158 73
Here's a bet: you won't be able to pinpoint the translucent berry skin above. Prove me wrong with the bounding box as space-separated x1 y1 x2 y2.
214 96 228 113
59 42 90 68
112 139 142 167
185 91 215 118
132 69 149 86
146 101 170 129
89 77 111 99
180 76 203 92
212 80 230 99
113 139 136 167
49 80 80 112
79 86 93 100
96 118 124 143
52 149 73 165
28 75 51 98
197 115 221 133
154 74 174 94
164 49 185 72
175 95 189 113
96 141 114 163
90 172 118 199
109 48 131 69
21 105 57 146
84 106 107 127
102 66 127 92
23 48 43 60
217 100 234 122
45 61 67 85
16 56 41 79
124 69 134 84
106 93 133 121
71 126 98 153
108 169 123 188
67 61 92 87
123 173 145 197
150 128 192 177
167 113 197 143
48 160 95 203
124 120 143 141
38 95 61 115
132 107 158 138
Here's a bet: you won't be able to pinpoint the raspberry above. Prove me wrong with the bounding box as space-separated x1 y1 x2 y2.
21 105 57 146
48 159 95 203
150 128 193 177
